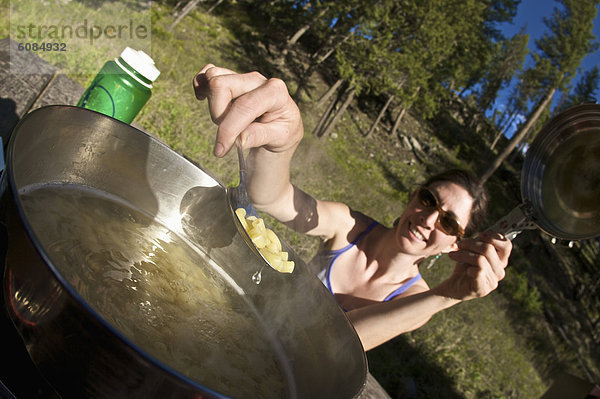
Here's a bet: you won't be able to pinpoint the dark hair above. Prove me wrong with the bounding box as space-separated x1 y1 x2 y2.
422 169 488 237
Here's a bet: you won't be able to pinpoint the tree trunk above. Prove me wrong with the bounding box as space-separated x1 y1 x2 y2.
479 87 557 184
282 6 329 56
286 24 311 48
293 38 347 101
491 110 518 149
317 78 344 108
320 87 356 139
281 23 310 58
313 46 336 66
500 107 519 132
390 107 407 137
293 29 352 101
490 129 504 151
366 95 394 138
293 48 336 101
169 0 203 31
313 91 341 137
491 111 517 150
390 86 419 137
467 111 480 131
171 1 185 15
207 0 224 13
310 30 352 64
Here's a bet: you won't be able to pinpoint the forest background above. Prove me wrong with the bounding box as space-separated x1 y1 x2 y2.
2 0 600 397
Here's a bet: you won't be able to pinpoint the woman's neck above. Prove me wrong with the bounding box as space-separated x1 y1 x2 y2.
362 227 423 283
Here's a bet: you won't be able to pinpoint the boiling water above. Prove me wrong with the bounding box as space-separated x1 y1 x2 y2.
20 183 291 398
541 130 600 236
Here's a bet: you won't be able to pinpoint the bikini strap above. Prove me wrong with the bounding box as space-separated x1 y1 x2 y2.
350 220 379 245
324 220 379 292
383 273 423 302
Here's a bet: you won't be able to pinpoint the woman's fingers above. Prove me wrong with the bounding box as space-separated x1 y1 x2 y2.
192 64 216 100
216 76 275 144
451 233 510 278
218 78 299 152
446 232 513 298
480 230 512 263
193 65 301 157
194 66 268 124
193 64 238 100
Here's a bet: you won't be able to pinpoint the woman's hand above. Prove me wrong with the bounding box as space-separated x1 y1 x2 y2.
436 231 512 300
193 64 303 157
193 64 306 223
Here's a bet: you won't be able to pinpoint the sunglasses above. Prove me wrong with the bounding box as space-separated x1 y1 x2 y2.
416 187 465 238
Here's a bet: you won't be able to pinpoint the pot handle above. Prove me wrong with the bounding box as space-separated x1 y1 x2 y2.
488 201 537 241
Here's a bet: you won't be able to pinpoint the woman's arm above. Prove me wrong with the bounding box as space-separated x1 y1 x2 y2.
347 231 512 351
193 65 356 241
346 285 459 350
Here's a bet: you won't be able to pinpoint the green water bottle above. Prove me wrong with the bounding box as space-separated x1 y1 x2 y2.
77 47 160 124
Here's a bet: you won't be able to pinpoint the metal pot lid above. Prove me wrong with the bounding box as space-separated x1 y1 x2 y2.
521 103 600 240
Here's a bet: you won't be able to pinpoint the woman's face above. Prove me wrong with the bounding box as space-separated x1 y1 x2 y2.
395 181 474 256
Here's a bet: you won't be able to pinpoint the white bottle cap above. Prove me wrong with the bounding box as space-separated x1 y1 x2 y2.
119 47 160 82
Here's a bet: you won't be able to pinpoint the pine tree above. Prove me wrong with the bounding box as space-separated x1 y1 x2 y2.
560 66 600 110
313 0 404 137
312 0 522 138
480 0 599 184
476 29 529 113
455 0 522 97
483 0 521 39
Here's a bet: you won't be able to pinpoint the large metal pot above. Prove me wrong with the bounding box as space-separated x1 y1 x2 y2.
1 106 367 398
492 103 600 241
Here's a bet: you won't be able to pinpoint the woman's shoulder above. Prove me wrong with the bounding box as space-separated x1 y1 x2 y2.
321 209 383 250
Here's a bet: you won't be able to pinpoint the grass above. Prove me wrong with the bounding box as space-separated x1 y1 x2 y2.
3 1 598 397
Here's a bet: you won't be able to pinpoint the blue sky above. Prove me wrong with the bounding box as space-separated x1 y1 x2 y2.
493 0 599 137
500 0 600 72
